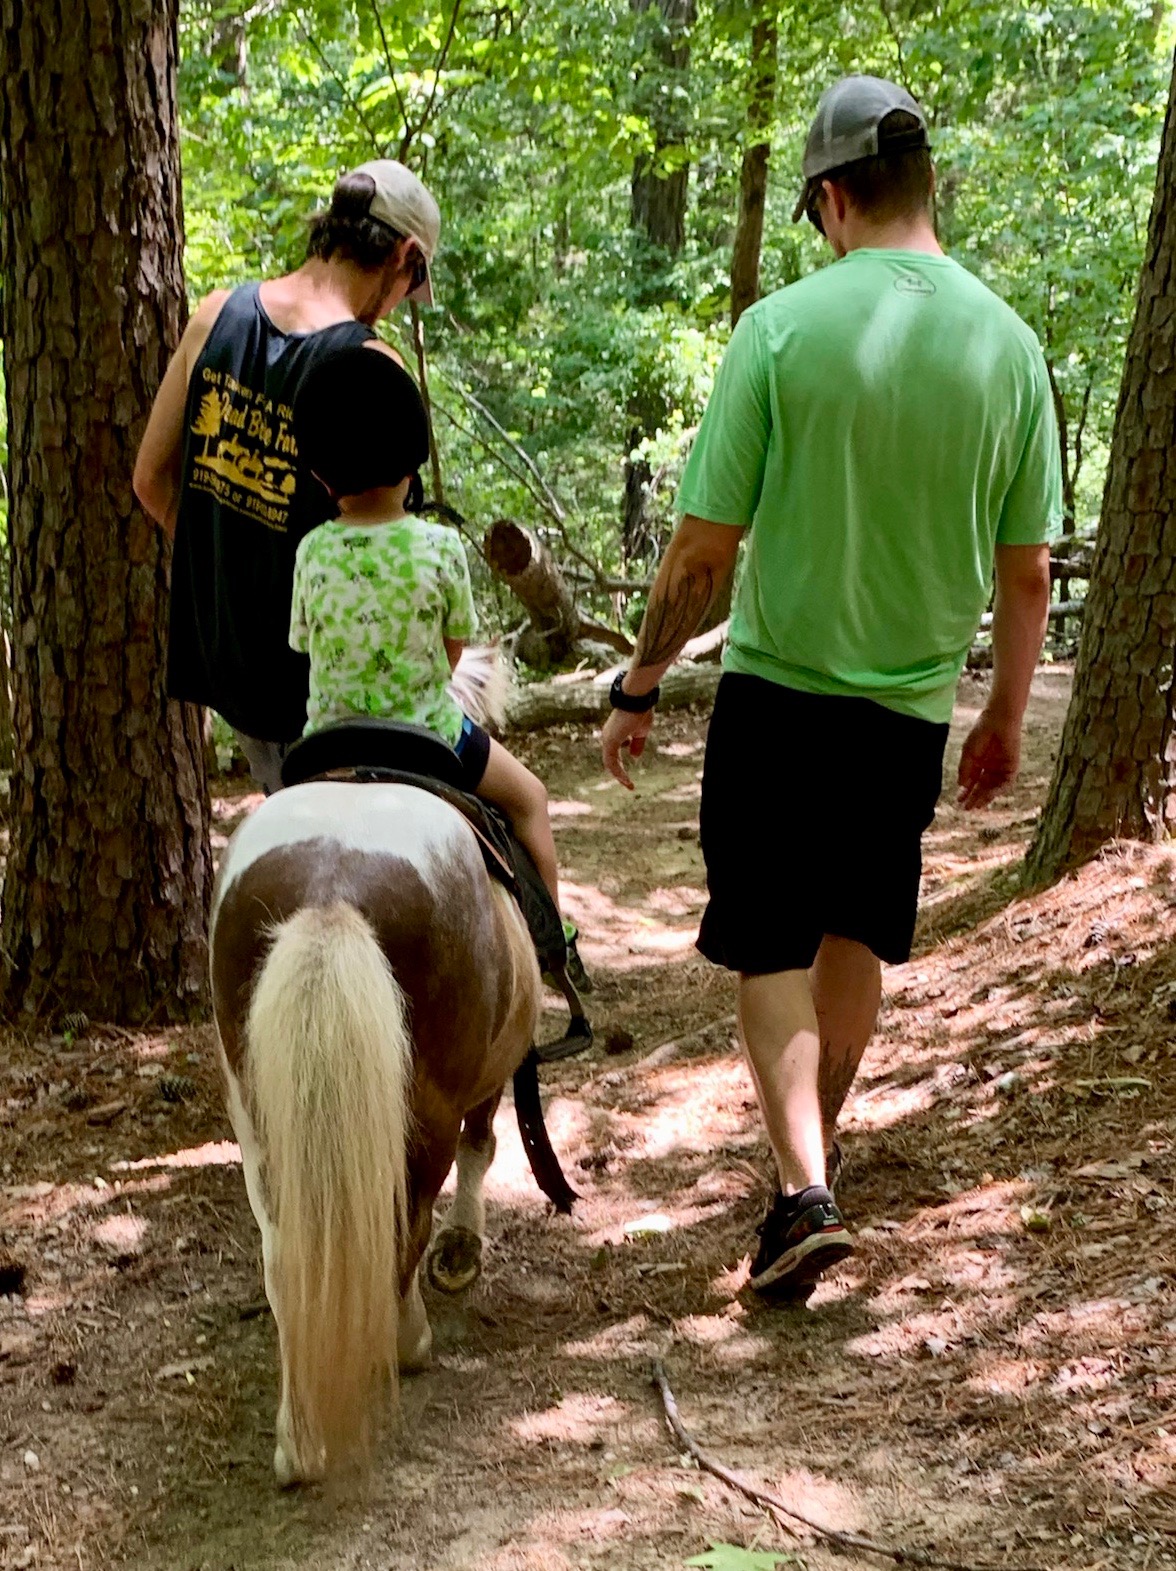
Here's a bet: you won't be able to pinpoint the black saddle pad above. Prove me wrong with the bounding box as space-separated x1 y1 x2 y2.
278 720 567 977
281 719 466 791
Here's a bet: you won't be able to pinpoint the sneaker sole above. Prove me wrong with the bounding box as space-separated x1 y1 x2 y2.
749 1225 854 1298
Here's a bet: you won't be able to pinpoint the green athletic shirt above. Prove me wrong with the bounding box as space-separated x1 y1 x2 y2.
676 249 1063 723
290 515 478 743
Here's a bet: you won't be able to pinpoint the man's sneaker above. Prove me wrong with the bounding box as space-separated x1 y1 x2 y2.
826 1138 845 1198
749 1185 853 1300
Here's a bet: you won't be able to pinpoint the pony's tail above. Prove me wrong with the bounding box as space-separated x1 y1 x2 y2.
449 644 511 732
246 902 411 1481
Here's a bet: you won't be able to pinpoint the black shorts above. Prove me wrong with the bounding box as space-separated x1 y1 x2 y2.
697 674 948 974
454 715 492 791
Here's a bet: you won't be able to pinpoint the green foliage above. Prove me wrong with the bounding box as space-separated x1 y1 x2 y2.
165 1 1173 644
684 1544 800 1570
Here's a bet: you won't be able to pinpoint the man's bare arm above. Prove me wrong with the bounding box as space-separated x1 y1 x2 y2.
602 514 744 787
622 515 744 693
133 289 230 537
957 543 1051 810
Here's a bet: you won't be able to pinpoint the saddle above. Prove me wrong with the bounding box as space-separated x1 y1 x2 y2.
280 718 592 1063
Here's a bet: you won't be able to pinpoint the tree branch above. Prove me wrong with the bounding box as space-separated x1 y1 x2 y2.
462 390 568 521
876 0 916 98
577 618 633 656
409 302 445 504
458 389 613 588
566 568 656 594
294 11 383 156
651 1360 1046 1571
413 0 465 155
366 0 413 155
432 398 565 526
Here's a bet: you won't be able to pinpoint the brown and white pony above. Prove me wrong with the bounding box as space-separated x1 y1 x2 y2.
208 654 540 1485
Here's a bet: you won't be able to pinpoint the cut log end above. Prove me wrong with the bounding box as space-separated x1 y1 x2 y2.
484 518 535 576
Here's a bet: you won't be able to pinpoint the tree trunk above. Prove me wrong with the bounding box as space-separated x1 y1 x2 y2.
730 11 778 329
624 0 695 563
1025 48 1176 885
629 0 695 263
0 0 212 1022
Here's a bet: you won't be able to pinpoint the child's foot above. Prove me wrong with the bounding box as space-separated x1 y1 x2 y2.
562 921 593 995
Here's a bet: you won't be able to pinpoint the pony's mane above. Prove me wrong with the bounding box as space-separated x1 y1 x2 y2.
448 644 510 732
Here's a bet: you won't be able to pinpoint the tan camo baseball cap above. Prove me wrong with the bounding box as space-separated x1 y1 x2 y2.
344 159 441 305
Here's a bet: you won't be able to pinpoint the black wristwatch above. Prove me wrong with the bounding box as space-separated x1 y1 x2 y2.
609 672 660 713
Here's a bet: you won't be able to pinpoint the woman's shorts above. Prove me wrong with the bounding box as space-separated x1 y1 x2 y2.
454 715 492 791
696 674 948 974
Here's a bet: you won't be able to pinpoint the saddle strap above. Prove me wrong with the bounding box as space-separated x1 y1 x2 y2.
513 1050 577 1214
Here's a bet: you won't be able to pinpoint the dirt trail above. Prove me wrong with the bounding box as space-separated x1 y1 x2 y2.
3 666 1176 1571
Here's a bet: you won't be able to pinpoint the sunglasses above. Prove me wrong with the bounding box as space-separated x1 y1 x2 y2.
803 178 826 237
409 249 429 292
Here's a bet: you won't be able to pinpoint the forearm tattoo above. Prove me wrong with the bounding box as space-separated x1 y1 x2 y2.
633 562 716 670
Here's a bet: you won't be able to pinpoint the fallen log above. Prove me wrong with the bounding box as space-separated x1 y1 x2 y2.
978 599 1083 631
505 663 722 732
1049 554 1092 582
679 619 728 663
483 518 581 667
507 600 1085 730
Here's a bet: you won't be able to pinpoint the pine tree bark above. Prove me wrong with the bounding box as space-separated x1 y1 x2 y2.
1024 47 1176 884
624 0 696 563
0 0 212 1021
730 11 778 329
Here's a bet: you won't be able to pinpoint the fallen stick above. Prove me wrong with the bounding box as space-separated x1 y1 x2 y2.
651 1360 1046 1571
639 1013 736 1069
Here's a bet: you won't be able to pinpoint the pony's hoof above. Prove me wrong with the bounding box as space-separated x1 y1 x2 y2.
427 1226 483 1294
273 1441 322 1488
274 1442 300 1488
398 1323 433 1375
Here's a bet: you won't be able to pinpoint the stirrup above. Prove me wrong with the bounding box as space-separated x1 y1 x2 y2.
535 965 594 1062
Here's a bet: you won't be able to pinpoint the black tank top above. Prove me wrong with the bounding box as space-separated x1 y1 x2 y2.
166 283 374 740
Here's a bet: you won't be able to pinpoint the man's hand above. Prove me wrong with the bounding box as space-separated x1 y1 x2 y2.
602 707 655 791
957 707 1021 810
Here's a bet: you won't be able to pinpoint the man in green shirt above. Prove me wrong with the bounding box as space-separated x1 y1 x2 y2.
601 76 1059 1302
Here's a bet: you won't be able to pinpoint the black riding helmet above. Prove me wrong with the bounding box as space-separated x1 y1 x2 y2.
292 344 430 508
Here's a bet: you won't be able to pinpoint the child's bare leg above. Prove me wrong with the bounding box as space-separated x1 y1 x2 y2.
476 739 561 913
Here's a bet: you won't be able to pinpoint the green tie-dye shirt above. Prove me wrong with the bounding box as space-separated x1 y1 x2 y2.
289 515 478 744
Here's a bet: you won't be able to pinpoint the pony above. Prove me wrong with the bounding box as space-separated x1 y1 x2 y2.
209 650 548 1485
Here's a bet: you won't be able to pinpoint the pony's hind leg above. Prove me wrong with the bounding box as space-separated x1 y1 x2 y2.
220 1056 310 1485
428 1093 501 1294
398 1266 432 1372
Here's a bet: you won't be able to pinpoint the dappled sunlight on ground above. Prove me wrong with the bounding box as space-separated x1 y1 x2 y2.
4 672 1176 1567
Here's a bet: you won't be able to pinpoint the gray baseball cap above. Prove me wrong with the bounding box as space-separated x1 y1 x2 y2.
792 75 929 222
344 159 441 305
